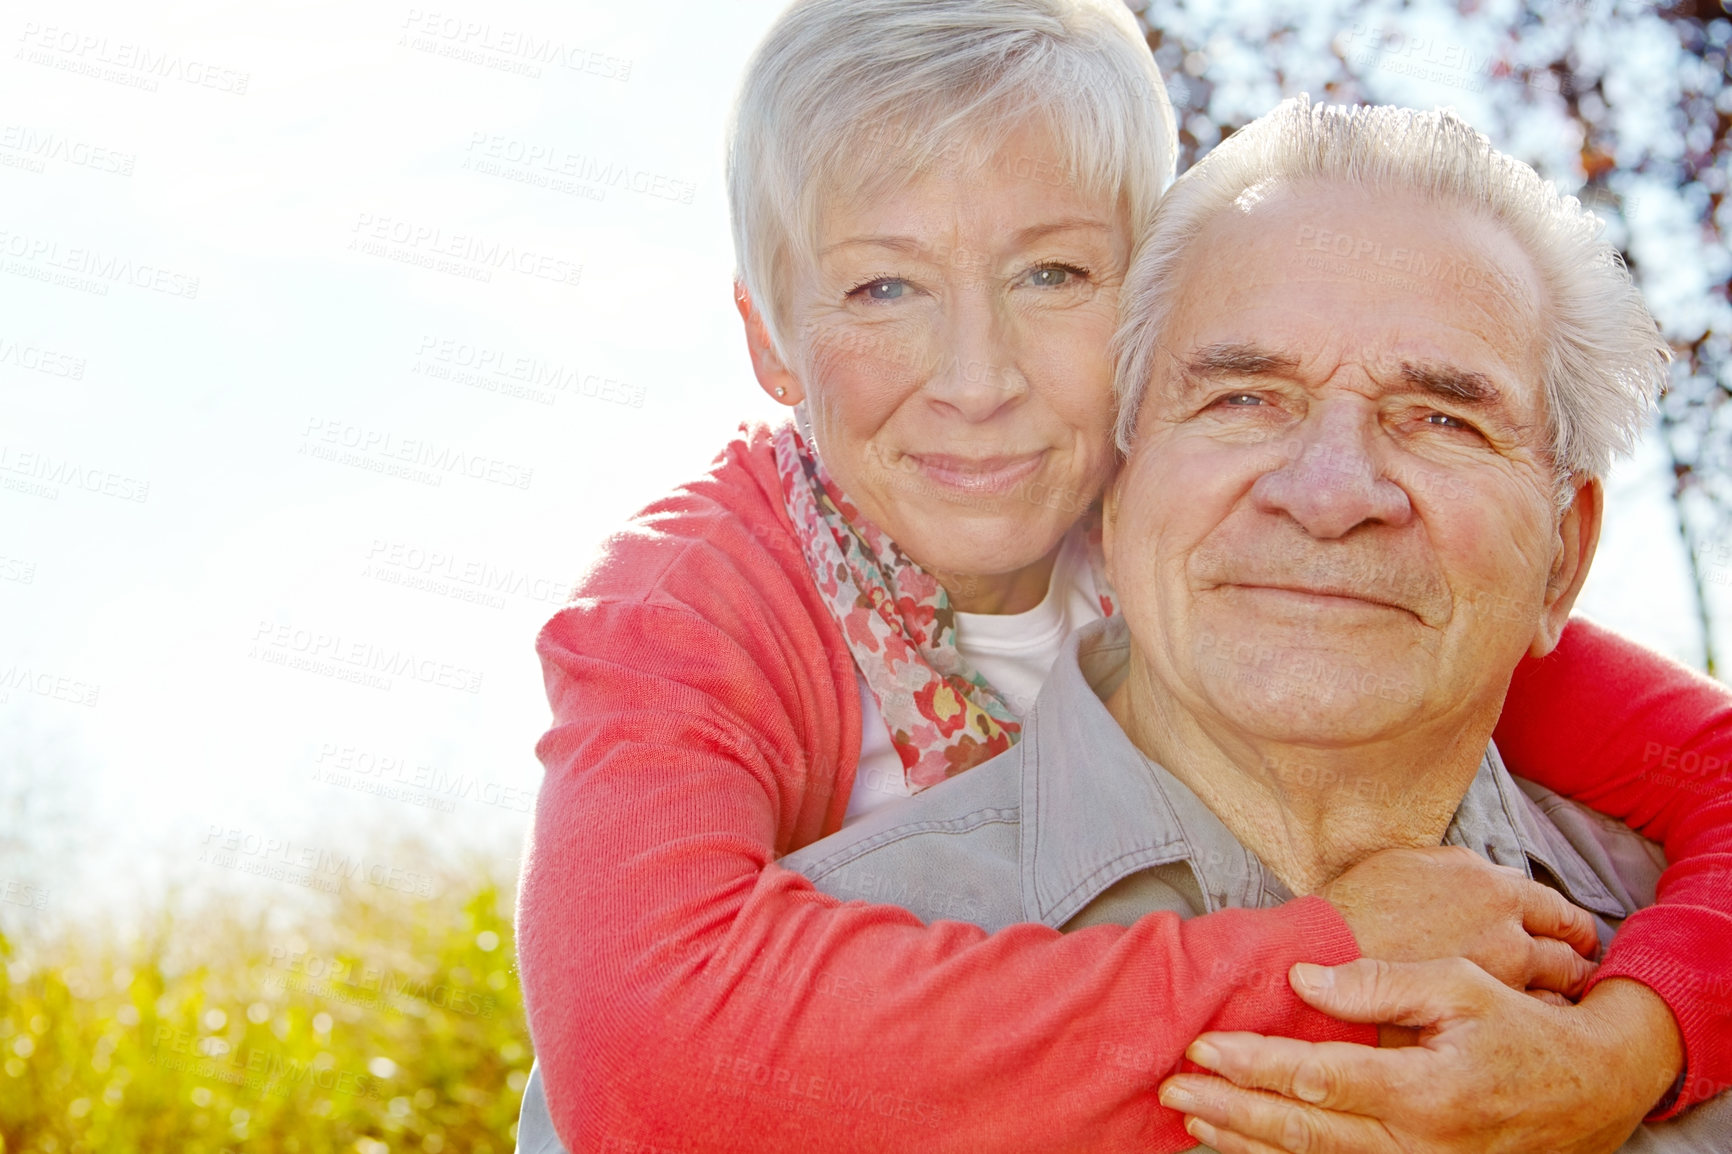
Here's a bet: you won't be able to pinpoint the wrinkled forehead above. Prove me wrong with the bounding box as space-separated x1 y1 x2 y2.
799 109 1127 261
1164 180 1551 404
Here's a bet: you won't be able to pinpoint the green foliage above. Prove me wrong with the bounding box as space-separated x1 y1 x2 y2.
0 863 529 1154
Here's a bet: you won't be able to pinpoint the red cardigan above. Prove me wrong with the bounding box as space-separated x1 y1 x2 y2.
518 423 1732 1152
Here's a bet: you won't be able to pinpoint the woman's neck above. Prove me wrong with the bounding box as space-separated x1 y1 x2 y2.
936 549 1061 615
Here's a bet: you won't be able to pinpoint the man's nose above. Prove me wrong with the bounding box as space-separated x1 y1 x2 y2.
1250 404 1412 538
922 288 1027 421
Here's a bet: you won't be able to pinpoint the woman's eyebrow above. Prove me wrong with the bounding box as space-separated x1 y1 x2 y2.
819 218 1114 260
818 235 927 258
1009 218 1115 247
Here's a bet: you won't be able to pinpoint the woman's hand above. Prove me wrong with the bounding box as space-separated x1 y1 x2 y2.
1156 960 1685 1154
1317 845 1601 997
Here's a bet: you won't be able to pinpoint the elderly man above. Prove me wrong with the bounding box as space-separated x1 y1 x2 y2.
777 98 1730 1152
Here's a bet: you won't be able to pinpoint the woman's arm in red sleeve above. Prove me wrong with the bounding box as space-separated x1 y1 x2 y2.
517 598 1367 1154
1496 616 1732 1114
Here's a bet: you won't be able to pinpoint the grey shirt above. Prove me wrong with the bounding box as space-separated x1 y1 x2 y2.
516 618 1728 1152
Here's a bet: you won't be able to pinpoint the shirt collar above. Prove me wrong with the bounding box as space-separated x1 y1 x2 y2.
1018 616 1626 925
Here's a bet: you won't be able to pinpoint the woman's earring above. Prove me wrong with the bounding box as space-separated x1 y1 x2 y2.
775 386 787 398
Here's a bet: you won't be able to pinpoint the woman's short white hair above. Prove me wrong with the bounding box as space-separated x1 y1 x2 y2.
1113 96 1668 484
727 0 1176 364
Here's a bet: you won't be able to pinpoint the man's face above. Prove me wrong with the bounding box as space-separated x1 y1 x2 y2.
1106 183 1594 746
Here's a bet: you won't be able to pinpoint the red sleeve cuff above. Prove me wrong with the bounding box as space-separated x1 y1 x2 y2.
1589 912 1732 1119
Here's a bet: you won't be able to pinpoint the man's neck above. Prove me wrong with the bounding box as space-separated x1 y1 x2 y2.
1104 659 1501 895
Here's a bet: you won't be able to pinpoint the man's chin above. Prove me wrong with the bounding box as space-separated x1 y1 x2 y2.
1188 637 1428 740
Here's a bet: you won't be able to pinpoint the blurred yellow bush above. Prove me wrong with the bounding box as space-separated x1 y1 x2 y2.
0 854 530 1154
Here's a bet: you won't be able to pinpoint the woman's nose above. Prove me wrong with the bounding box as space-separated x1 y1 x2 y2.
921 291 1027 421
1250 406 1413 538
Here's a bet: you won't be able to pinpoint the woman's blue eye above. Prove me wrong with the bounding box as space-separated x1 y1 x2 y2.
1029 264 1090 288
851 279 907 301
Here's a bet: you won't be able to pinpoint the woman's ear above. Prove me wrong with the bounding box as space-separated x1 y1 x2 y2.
734 284 802 405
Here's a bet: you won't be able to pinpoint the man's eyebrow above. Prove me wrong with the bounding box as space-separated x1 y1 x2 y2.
1183 342 1302 378
1399 362 1501 406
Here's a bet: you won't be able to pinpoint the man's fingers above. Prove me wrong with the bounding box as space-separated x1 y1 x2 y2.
1181 1032 1405 1114
1525 987 1572 1007
1289 957 1490 1027
1518 881 1600 959
1160 1073 1395 1154
1522 934 1597 998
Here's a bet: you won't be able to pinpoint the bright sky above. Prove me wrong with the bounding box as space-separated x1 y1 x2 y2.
0 0 1710 930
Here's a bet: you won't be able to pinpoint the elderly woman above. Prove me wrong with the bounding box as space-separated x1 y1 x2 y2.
515 1 1732 1151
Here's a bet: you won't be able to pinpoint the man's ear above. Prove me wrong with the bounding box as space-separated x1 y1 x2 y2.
1101 468 1124 577
734 284 802 405
1531 477 1603 658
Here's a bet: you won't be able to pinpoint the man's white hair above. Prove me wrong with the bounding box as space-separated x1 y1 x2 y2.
727 0 1176 364
1113 96 1668 483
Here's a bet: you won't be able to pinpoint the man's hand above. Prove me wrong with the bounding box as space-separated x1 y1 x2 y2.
1156 960 1685 1154
1318 845 1600 997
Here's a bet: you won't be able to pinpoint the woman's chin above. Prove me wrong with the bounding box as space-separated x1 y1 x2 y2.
895 513 1079 588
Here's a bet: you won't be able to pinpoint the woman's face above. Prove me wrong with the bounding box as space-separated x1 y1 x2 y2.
784 120 1129 591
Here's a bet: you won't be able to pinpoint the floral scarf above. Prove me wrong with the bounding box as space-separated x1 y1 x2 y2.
772 419 1115 791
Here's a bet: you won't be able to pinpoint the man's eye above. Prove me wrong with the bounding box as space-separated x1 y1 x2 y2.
848 278 909 301
1424 412 1471 429
1218 393 1263 406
